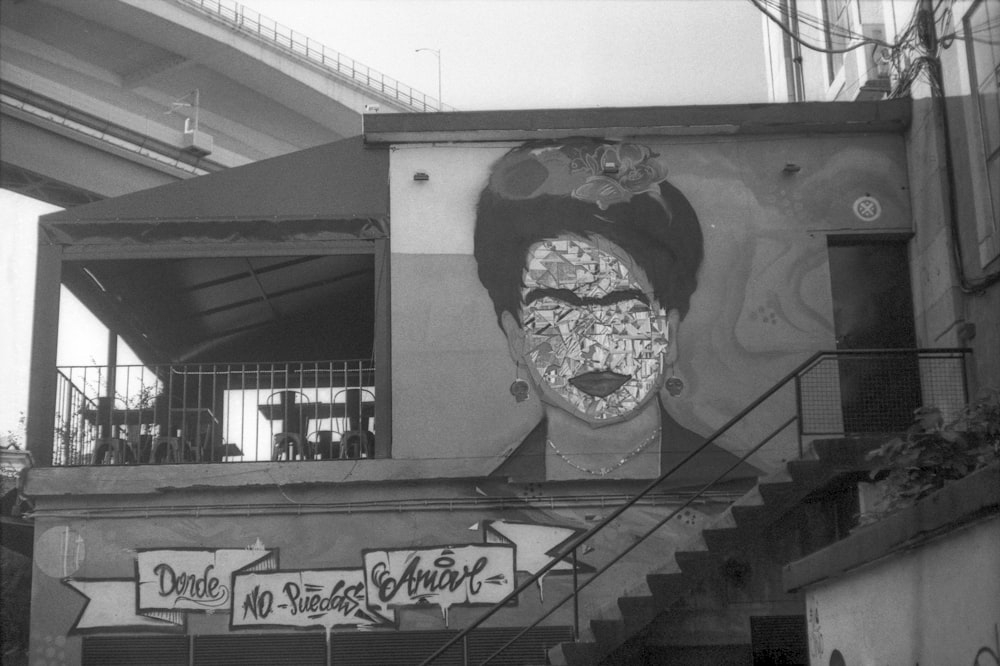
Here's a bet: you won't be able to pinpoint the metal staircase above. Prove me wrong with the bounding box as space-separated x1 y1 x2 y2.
418 349 971 666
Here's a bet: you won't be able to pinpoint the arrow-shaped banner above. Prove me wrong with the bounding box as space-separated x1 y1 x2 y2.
363 543 514 625
231 568 394 630
65 579 185 633
136 548 278 612
482 520 594 575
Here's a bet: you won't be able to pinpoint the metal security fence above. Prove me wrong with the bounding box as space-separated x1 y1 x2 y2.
797 348 969 438
53 360 375 466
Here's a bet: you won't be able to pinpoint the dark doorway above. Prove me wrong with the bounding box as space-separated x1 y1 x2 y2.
750 615 808 665
828 238 920 433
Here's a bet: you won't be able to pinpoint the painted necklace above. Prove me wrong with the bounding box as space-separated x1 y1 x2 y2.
546 427 661 477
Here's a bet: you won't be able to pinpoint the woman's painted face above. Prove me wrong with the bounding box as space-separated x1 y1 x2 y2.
513 236 673 424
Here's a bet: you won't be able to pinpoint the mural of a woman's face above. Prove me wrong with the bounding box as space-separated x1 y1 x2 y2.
502 234 679 426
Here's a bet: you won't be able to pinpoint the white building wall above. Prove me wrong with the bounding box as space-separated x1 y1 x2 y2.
805 516 1000 665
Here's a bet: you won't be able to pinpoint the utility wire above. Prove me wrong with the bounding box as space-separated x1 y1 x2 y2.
749 0 895 53
749 0 1000 293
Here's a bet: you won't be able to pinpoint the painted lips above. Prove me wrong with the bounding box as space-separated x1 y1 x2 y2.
569 371 630 398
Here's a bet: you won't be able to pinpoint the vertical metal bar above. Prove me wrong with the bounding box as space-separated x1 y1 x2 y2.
181 365 190 459
572 547 580 641
197 364 205 462
61 376 73 465
167 364 176 452
462 633 469 666
795 373 804 458
961 350 970 404
105 331 117 443
212 363 220 462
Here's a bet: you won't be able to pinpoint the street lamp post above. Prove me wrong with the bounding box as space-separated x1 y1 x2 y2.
415 47 442 110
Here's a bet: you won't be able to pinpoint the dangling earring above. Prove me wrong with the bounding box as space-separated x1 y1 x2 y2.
510 364 529 403
665 364 684 397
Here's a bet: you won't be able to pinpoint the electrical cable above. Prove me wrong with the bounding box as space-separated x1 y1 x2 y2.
750 0 1000 293
748 0 895 54
755 0 875 43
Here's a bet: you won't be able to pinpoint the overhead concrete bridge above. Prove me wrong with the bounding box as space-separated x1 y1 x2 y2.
1 0 445 206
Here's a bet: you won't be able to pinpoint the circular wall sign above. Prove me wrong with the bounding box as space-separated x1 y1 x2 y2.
34 526 85 578
853 195 882 221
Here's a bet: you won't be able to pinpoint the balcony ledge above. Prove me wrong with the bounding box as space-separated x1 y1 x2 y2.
23 457 493 498
782 463 1000 592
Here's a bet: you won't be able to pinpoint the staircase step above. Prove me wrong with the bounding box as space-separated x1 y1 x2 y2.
618 595 660 631
552 445 863 666
550 640 601 666
646 572 688 607
730 503 771 530
590 618 626 649
758 480 798 506
787 458 827 485
701 527 741 554
813 436 887 468
674 550 721 578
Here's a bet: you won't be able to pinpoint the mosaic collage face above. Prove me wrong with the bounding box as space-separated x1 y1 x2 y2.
518 238 670 422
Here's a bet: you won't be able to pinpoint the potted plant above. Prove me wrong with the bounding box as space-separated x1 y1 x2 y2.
859 388 999 525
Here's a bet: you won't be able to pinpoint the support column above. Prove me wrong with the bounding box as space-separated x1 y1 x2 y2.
26 230 62 467
374 238 391 458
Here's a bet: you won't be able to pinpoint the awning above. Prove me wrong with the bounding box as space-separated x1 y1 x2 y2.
41 135 388 244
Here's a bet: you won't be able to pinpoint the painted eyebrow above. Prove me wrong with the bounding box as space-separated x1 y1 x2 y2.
523 288 649 307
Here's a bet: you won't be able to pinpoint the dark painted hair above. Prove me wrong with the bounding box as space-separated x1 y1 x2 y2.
474 139 704 328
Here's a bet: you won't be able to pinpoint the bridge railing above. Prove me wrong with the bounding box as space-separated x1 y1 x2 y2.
178 0 454 112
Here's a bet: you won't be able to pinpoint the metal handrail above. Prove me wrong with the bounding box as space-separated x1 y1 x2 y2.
176 0 455 112
51 359 377 465
477 416 798 666
418 348 972 665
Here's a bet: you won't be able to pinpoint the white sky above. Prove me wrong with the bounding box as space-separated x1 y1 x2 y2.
247 0 769 110
0 0 770 435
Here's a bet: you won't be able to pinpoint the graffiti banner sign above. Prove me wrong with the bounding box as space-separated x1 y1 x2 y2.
137 548 277 612
65 579 185 634
363 544 514 622
231 569 394 630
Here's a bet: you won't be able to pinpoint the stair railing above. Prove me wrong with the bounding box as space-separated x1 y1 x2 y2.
418 348 971 665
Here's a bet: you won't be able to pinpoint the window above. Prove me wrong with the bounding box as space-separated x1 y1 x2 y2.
823 0 852 85
780 0 806 101
965 0 1000 265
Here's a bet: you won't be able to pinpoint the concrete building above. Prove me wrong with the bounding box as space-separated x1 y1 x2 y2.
760 0 1000 393
21 100 988 665
10 1 999 664
760 1 1000 663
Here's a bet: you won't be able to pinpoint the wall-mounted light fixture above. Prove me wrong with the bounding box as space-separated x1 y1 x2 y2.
782 163 801 173
601 158 620 174
413 172 430 181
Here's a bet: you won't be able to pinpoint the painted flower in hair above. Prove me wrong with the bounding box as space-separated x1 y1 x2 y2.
569 143 669 210
490 141 670 210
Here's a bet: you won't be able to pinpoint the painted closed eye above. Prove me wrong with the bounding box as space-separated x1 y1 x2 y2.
523 288 650 308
